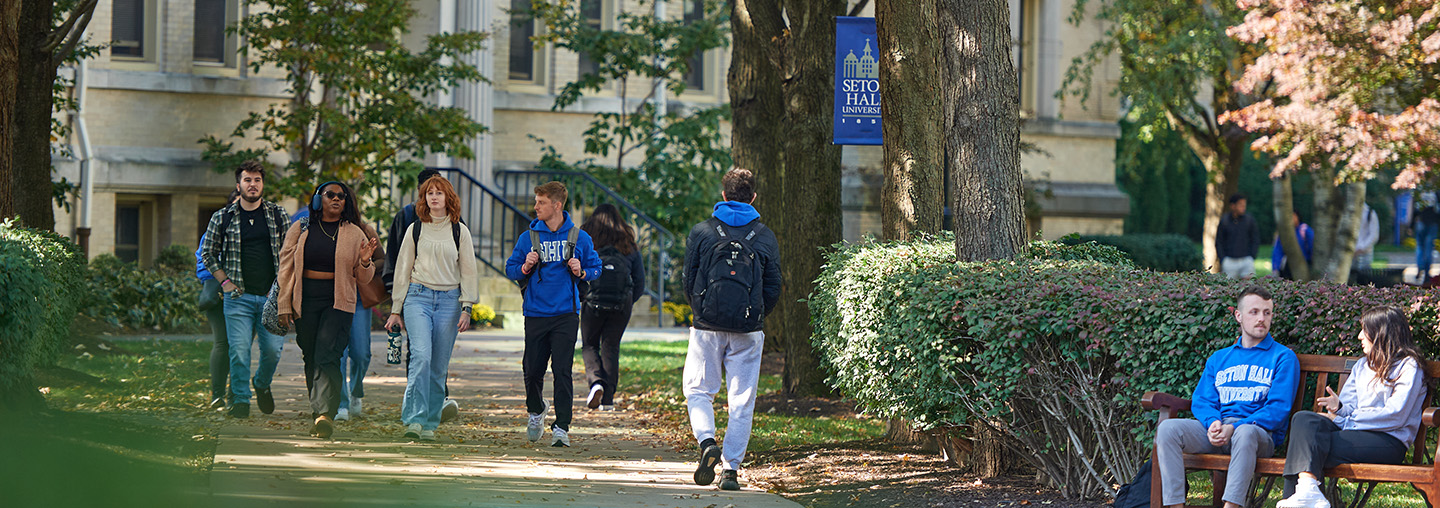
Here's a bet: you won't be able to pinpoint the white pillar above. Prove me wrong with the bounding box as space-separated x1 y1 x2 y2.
455 0 494 186
1036 0 1062 120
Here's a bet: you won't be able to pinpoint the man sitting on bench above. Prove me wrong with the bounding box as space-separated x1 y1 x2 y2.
1156 286 1302 508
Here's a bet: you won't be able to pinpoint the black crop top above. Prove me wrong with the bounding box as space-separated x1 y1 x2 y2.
304 220 340 273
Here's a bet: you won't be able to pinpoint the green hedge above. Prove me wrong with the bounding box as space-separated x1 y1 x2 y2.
0 220 88 406
811 233 1439 498
1061 233 1202 272
85 250 207 333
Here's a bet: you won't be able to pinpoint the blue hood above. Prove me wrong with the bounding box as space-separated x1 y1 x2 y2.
529 212 577 234
713 201 761 227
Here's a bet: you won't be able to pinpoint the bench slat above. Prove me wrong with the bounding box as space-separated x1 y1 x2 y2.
1182 455 1434 483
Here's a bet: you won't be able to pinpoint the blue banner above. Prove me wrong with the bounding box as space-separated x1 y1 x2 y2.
833 16 882 145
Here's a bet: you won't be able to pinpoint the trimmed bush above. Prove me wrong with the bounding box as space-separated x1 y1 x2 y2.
0 220 88 408
85 250 207 333
811 233 1439 499
1062 233 1202 272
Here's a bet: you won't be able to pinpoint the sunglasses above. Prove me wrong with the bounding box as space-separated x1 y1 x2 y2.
323 191 348 200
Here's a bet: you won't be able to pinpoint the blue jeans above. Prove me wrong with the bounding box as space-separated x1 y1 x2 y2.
339 298 372 410
224 292 284 405
1417 222 1438 279
400 284 462 430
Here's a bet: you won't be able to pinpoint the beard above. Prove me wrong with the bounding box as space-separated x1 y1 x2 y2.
241 191 262 203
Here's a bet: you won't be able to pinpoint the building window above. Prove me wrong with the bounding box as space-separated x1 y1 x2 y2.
1012 0 1039 114
509 0 537 81
682 0 705 91
576 0 604 77
111 0 148 59
194 0 236 65
115 205 141 263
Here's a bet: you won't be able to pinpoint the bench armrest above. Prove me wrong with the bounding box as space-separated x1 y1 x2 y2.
1423 407 1440 428
1143 391 1192 420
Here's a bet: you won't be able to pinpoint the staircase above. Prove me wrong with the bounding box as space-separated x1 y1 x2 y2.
423 168 675 329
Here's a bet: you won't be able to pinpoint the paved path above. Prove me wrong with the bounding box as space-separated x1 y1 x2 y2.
209 327 798 508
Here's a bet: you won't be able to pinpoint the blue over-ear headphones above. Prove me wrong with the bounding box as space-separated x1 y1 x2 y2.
312 181 344 211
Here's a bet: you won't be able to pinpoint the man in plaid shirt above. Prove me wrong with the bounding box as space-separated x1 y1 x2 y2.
201 160 290 418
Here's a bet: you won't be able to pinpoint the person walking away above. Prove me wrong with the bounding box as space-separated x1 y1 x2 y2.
197 190 241 410
201 161 290 419
683 168 782 491
1354 203 1380 271
1411 192 1439 284
1216 193 1260 279
505 181 602 447
1276 306 1427 508
1270 211 1314 280
579 203 646 411
276 181 378 439
385 177 478 441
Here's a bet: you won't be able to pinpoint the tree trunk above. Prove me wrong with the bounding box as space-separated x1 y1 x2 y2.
1273 174 1310 280
776 0 845 397
14 0 58 230
0 0 19 221
943 0 1024 261
1309 167 1364 283
877 0 944 241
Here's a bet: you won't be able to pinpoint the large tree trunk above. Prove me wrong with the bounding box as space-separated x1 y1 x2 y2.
775 0 845 397
1273 174 1311 280
1309 167 1364 283
14 0 58 230
877 0 944 240
944 0 1024 261
0 0 18 221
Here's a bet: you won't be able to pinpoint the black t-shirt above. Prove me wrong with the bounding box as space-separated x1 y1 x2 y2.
238 207 276 294
304 220 339 273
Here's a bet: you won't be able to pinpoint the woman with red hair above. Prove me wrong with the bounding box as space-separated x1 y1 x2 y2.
385 176 478 441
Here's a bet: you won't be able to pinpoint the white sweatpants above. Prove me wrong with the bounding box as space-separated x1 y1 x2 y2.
683 327 765 471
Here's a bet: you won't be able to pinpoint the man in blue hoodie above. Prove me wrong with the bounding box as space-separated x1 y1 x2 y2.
505 181 602 448
682 168 782 492
1156 286 1301 508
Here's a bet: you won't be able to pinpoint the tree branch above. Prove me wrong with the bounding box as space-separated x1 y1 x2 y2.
43 0 99 56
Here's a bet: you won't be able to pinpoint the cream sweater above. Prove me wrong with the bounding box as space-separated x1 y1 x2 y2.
390 215 478 308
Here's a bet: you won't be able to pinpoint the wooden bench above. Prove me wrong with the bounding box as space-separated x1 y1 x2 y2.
1144 354 1440 508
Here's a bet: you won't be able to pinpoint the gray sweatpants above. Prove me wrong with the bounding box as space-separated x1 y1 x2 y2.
1156 418 1275 506
683 327 764 471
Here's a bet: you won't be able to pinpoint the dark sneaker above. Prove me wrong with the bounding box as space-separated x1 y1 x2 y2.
719 470 740 491
586 384 604 409
694 444 722 485
227 402 250 419
209 397 227 410
255 387 275 415
312 416 334 439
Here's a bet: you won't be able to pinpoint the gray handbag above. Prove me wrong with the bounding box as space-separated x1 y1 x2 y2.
261 281 290 336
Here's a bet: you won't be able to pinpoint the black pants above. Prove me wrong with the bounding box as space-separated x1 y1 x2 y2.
1282 411 1408 496
524 313 579 431
206 299 229 402
581 304 631 405
296 279 353 419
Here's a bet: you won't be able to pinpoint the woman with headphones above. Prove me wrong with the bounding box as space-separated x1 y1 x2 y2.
277 181 378 439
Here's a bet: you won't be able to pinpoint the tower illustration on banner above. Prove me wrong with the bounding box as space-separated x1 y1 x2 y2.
840 39 880 125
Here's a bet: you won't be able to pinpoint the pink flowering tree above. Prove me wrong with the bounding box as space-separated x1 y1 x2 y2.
1222 0 1440 282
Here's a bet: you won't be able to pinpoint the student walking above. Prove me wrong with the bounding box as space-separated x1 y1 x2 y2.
201 161 290 419
197 190 241 410
385 177 478 441
579 204 646 411
1277 307 1428 508
276 181 378 439
683 168 782 491
505 181 602 447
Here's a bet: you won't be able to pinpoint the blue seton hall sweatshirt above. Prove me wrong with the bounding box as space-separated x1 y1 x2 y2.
1190 334 1301 448
505 211 602 317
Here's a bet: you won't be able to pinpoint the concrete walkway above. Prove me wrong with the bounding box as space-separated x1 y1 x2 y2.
209 327 798 508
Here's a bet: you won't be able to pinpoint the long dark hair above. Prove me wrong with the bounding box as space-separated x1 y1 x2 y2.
582 203 637 255
1360 306 1426 388
312 181 364 226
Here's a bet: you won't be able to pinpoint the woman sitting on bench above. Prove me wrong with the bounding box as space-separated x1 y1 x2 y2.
1278 306 1428 508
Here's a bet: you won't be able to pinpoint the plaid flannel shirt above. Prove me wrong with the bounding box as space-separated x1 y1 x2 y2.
200 200 289 295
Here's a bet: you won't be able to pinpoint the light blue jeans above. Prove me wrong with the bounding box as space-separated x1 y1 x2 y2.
339 298 372 410
400 284 462 430
224 292 284 405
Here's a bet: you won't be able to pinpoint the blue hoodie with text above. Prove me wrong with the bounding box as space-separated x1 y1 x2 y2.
505 212 602 317
1190 334 1301 448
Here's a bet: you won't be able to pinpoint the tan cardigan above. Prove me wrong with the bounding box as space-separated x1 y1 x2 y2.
276 219 376 315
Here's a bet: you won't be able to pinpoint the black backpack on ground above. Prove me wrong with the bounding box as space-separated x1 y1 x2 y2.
692 218 764 332
1112 459 1151 508
584 246 633 311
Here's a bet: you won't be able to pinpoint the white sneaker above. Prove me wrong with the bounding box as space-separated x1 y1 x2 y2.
350 396 362 416
599 404 615 411
587 384 604 409
441 398 460 423
404 423 422 439
335 408 350 421
1277 479 1330 508
551 426 570 447
527 401 548 442
419 429 436 442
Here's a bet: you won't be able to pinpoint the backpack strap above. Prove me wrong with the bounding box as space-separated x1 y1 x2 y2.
452 222 461 250
566 227 580 260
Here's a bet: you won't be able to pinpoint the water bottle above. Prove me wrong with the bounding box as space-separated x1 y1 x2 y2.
386 325 402 365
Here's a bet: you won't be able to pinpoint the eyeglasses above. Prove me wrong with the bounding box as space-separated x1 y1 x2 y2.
323 191 347 200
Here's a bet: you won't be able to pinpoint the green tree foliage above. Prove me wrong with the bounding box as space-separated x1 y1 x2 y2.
1116 116 1201 236
521 0 732 236
200 0 488 222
